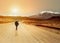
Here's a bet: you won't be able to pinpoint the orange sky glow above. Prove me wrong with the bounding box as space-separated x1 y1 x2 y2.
0 0 60 16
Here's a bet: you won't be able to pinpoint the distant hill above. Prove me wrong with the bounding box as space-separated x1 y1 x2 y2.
29 11 60 19
49 16 60 20
0 11 60 24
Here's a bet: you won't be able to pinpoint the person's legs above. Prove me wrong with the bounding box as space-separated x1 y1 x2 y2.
16 26 18 30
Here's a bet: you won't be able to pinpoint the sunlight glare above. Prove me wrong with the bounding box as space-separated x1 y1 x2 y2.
10 6 20 16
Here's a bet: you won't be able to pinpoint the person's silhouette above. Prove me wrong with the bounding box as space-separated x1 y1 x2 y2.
15 21 19 30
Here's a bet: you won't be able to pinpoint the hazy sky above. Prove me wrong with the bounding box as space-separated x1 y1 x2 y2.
0 0 60 16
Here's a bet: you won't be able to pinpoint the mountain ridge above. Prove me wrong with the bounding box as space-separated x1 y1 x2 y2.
30 11 60 19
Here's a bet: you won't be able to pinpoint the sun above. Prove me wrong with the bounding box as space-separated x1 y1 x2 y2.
9 6 20 16
11 7 19 16
12 8 18 14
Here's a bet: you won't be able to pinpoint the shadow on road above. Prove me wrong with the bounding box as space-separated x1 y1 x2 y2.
35 25 60 30
15 31 18 37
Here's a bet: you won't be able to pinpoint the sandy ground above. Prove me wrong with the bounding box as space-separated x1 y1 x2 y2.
0 22 60 43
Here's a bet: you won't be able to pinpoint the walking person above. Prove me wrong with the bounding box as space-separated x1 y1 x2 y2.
15 21 19 31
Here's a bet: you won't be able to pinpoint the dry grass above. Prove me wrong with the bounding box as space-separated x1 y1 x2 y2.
0 16 60 28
